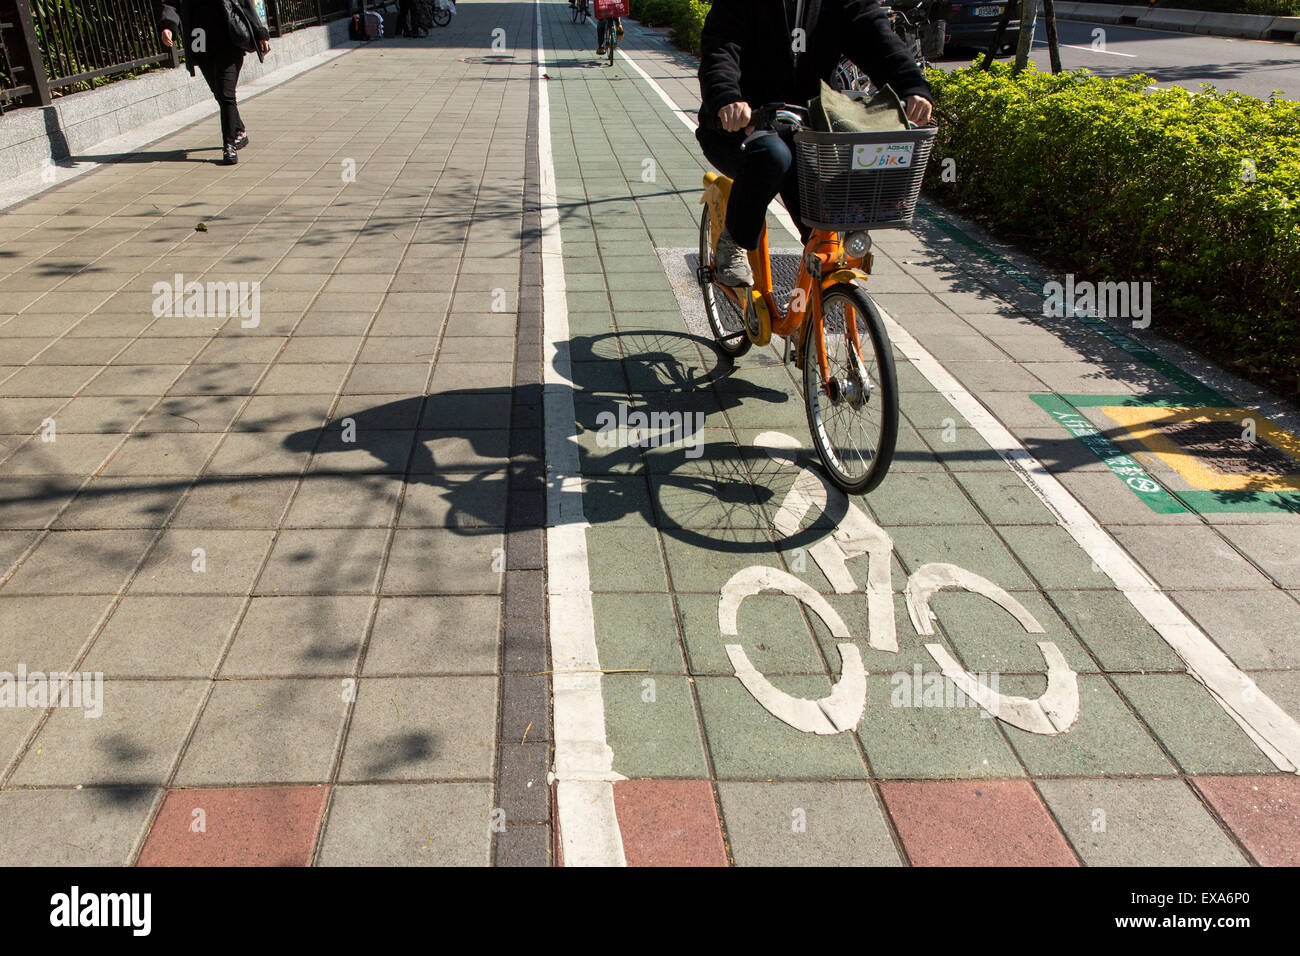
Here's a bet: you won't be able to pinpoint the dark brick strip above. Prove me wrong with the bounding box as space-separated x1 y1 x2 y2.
493 6 551 867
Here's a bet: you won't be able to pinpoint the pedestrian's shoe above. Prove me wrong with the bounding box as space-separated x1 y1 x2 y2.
596 43 606 55
713 227 753 287
221 144 238 166
232 130 249 150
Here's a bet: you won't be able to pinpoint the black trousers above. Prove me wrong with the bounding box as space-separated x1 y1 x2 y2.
698 126 808 250
397 0 414 33
196 51 245 146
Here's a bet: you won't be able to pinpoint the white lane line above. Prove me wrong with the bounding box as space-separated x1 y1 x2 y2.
1034 39 1138 57
536 0 628 867
617 38 1300 773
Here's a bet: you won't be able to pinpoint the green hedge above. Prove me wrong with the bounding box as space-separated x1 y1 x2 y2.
628 0 710 55
926 64 1300 390
1154 0 1300 16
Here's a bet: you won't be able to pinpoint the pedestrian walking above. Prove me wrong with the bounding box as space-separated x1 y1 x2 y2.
159 0 271 166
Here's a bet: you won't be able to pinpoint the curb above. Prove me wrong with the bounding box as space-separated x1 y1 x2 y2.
1048 2 1300 42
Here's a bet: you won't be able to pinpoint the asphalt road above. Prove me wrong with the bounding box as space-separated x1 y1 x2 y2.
938 17 1300 99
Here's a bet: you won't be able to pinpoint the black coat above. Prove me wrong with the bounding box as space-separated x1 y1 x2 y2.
698 0 932 132
160 0 270 75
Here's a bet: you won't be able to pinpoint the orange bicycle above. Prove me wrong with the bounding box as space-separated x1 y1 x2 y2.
698 102 935 494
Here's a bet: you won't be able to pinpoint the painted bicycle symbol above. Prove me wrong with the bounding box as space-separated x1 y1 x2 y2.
718 431 1080 737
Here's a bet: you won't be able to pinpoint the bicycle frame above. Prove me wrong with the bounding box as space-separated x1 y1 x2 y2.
701 171 873 380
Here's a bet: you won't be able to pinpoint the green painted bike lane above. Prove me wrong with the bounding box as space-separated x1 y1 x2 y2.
536 0 1300 866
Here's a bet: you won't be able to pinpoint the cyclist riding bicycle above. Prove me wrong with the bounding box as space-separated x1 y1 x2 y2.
596 14 623 57
698 0 934 287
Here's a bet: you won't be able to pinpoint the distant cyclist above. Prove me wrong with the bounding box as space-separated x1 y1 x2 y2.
698 0 933 286
596 13 623 57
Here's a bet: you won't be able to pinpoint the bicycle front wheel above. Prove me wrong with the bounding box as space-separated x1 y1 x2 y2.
434 6 451 25
698 207 750 359
803 283 898 494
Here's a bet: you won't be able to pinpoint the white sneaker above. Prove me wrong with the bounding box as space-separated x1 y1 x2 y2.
714 228 754 287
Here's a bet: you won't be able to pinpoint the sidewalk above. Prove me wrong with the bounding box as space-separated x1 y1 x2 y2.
0 0 1297 868
0 2 548 866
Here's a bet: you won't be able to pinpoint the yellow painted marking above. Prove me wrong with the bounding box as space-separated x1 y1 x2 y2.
1101 405 1300 492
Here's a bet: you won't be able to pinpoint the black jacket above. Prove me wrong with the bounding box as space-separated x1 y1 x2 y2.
160 0 270 75
698 0 932 132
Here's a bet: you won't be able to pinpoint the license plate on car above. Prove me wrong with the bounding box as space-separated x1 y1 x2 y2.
975 4 1003 15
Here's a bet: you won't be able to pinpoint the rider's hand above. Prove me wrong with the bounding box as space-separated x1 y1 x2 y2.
258 38 270 54
903 95 933 126
718 101 752 133
161 28 173 47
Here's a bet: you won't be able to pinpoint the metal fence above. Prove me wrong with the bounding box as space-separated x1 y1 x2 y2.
0 0 361 113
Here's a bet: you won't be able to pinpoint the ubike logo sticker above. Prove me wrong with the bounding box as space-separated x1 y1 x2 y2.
718 432 1081 737
851 142 914 171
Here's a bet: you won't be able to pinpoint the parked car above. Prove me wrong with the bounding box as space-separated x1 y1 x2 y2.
932 0 1021 54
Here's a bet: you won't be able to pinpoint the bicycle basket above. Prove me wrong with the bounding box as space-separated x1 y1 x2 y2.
593 0 629 18
793 125 937 231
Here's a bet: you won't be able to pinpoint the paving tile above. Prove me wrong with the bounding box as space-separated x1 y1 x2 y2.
137 785 329 866
174 679 349 785
283 474 401 529
592 592 685 674
880 780 1077 866
317 783 493 865
132 529 274 594
613 780 727 866
3 529 155 594
1110 525 1273 590
889 524 1034 590
170 478 298 529
1036 778 1248 866
1000 674 1174 776
695 675 868 779
718 781 903 866
1171 589 1300 670
365 596 499 675
859 673 1025 779
101 432 223 476
603 674 709 779
257 528 389 596
222 597 373 677
53 477 187 529
338 677 497 781
1048 590 1184 671
931 587 1097 675
1111 673 1276 774
0 788 159 865
0 433 122 475
10 680 207 786
82 596 242 678
382 529 504 595
1191 775 1300 867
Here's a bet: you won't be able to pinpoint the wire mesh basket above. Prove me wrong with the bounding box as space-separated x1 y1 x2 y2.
794 125 937 231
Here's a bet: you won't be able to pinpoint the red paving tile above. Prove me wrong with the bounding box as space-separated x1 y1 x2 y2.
1192 775 1300 867
137 786 329 866
613 780 727 867
880 780 1078 867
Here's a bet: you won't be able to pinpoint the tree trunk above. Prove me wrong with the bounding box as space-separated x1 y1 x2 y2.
1042 0 1063 73
1013 0 1040 73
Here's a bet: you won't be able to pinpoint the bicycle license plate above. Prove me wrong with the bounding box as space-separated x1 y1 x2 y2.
974 4 1003 15
851 142 914 171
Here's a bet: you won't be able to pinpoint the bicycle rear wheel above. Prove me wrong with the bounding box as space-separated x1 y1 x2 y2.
698 207 751 359
803 283 898 494
434 6 451 25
